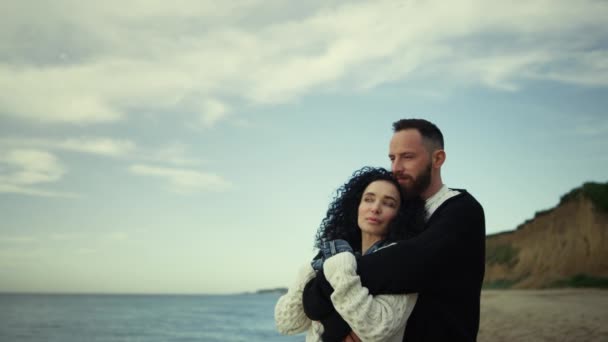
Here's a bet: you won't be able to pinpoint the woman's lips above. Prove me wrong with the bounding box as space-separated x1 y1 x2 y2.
366 217 381 224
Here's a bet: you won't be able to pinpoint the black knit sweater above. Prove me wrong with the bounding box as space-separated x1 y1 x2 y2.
358 190 485 341
303 190 485 342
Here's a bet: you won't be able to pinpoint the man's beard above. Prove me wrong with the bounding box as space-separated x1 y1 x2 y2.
400 162 432 199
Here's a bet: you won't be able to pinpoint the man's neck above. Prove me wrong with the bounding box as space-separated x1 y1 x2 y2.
421 180 443 200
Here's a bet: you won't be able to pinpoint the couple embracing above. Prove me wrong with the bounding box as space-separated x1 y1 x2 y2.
275 118 485 342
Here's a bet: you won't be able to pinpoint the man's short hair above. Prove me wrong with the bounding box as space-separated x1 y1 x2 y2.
392 118 444 151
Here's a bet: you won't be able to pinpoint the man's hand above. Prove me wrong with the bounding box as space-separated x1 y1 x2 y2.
343 331 361 342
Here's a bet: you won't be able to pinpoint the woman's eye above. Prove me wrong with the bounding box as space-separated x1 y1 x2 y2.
384 201 396 208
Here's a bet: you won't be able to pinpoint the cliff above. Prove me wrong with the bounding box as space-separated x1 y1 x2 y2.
484 182 608 289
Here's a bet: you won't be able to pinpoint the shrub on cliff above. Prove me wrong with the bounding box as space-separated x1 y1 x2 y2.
559 182 608 213
486 243 519 268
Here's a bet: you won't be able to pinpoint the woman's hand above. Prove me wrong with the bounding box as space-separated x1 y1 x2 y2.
343 331 361 342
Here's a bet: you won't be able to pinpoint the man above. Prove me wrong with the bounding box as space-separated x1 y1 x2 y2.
305 119 485 341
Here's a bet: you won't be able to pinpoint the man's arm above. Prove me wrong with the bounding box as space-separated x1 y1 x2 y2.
323 252 416 341
302 271 353 340
357 192 485 294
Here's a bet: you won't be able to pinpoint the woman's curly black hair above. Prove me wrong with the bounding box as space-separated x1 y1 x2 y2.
314 166 426 252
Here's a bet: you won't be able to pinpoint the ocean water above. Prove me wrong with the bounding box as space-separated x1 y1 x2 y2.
0 293 304 342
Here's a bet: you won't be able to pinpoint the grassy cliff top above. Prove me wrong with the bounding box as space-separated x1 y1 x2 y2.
559 182 608 213
487 181 608 238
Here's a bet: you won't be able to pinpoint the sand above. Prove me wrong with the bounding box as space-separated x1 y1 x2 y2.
478 289 608 342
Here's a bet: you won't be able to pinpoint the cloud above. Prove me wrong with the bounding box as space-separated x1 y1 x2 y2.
0 148 76 197
50 233 83 241
0 136 205 165
537 50 608 87
0 236 35 244
57 137 136 157
0 183 77 198
107 232 129 241
0 0 606 126
0 137 215 196
0 149 64 184
144 142 204 166
75 248 97 255
129 164 232 193
575 117 608 137
0 137 136 157
199 99 229 128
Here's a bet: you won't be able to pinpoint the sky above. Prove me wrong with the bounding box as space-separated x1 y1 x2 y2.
1 0 607 294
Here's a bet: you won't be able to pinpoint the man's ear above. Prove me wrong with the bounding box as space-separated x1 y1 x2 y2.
432 149 446 169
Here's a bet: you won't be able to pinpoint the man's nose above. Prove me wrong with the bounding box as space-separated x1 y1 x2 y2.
392 160 403 173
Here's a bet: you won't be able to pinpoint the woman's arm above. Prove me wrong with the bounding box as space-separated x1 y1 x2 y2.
274 263 317 335
323 252 417 341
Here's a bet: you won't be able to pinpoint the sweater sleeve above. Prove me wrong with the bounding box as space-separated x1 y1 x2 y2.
323 252 417 341
274 263 317 335
357 193 485 294
306 322 324 342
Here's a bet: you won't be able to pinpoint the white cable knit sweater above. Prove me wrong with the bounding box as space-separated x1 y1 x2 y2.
275 252 417 342
274 263 324 341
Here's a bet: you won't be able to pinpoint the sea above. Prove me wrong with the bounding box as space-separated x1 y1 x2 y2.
0 293 304 342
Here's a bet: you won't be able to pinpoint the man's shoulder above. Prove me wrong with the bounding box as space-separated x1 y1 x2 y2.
428 189 485 234
440 189 484 213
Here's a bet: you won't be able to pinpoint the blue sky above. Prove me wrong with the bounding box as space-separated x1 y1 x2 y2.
1 0 607 294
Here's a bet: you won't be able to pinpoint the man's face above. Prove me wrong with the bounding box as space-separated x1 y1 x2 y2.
389 129 433 198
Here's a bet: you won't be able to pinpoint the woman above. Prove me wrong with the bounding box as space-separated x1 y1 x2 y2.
274 166 425 341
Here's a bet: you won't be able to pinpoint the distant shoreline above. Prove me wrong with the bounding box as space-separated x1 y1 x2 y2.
3 287 605 297
0 292 263 296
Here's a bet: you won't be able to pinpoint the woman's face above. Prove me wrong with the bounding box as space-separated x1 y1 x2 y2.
357 180 401 237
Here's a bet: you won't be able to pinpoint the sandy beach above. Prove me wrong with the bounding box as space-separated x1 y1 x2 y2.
478 289 608 342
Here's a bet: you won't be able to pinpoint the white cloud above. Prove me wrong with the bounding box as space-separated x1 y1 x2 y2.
76 248 97 255
0 63 124 123
0 136 206 166
575 117 608 137
0 0 606 125
57 137 136 157
0 137 214 196
129 164 232 193
0 236 35 244
144 142 204 166
459 51 553 91
538 50 608 87
107 232 129 241
0 149 78 197
199 99 229 128
49 233 83 241
0 137 136 157
0 183 77 198
0 149 64 184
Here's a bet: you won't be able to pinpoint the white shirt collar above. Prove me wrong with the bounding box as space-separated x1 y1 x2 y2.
424 184 460 220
